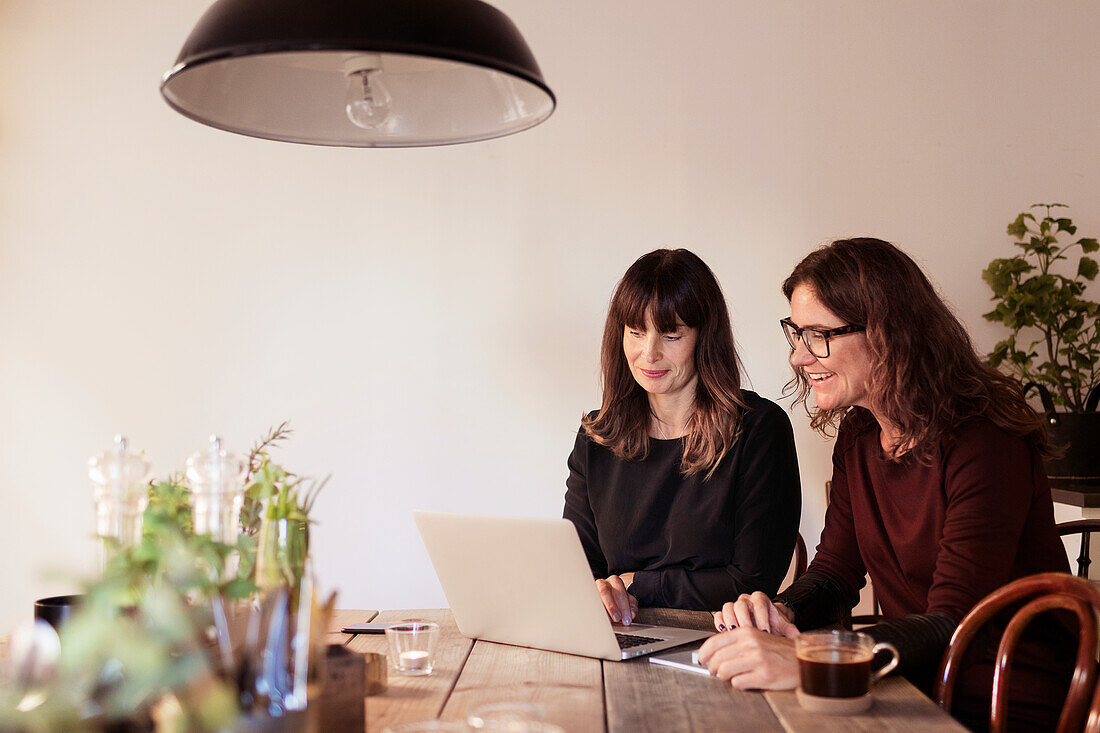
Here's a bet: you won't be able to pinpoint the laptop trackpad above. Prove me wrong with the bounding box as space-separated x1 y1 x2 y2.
612 623 663 636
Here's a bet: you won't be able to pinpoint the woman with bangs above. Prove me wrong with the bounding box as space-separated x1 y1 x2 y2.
697 239 1073 732
563 248 801 623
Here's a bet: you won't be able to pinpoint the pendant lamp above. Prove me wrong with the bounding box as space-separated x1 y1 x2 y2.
160 0 555 147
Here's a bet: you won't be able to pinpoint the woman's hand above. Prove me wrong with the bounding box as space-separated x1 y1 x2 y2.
596 573 638 624
712 592 798 638
697 627 799 690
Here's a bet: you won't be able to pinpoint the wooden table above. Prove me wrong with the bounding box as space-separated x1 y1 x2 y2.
341 607 968 733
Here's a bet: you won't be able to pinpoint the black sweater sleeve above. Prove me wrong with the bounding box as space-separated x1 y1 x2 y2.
773 570 853 630
563 426 609 579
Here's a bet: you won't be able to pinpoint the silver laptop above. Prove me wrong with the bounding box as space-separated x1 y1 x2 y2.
413 511 711 661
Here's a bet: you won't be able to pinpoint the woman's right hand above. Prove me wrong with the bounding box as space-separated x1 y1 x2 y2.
712 592 798 638
596 574 638 625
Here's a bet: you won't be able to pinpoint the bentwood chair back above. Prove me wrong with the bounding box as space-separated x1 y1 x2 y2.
934 572 1100 733
1057 519 1100 578
793 532 807 580
778 532 809 593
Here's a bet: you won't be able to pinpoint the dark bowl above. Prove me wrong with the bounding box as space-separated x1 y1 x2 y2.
34 594 83 630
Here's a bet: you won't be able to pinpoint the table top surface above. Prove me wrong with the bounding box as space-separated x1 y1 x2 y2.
1 607 968 732
1052 484 1100 507
344 607 969 733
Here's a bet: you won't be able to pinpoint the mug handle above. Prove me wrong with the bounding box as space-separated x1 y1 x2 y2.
870 642 900 682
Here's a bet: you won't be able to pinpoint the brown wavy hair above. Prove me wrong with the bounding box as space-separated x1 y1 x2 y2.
583 249 749 478
781 238 1048 462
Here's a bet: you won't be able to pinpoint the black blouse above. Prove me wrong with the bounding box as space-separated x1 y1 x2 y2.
563 391 802 611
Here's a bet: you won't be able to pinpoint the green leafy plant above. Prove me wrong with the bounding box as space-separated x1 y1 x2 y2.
240 422 328 592
983 203 1100 411
1 536 241 732
103 476 257 604
240 422 326 534
2 423 329 732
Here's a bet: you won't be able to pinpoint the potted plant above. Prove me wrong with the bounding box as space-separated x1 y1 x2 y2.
241 422 327 595
0 424 332 732
983 203 1100 485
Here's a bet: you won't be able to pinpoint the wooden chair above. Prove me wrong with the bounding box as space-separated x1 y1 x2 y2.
778 532 809 594
934 572 1100 733
1058 519 1100 578
848 596 882 629
793 531 807 580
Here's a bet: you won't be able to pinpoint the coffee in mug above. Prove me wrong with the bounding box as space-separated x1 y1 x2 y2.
795 630 898 714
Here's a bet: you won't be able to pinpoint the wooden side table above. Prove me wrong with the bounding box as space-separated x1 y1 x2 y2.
1052 484 1100 578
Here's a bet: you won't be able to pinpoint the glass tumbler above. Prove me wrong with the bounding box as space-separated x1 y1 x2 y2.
467 701 546 730
385 622 439 676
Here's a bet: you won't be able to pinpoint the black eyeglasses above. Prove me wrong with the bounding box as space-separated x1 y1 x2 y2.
780 318 865 359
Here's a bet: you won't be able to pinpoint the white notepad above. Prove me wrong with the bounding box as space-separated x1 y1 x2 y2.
648 645 711 675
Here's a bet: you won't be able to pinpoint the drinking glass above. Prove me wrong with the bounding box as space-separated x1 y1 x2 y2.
385 622 439 676
381 722 468 733
467 701 545 730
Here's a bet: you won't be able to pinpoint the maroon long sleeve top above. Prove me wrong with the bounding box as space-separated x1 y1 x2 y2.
779 409 1073 732
813 410 1068 621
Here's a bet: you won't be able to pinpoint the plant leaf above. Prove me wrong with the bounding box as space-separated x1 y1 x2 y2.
1006 213 1030 239
1056 218 1078 235
1080 257 1099 281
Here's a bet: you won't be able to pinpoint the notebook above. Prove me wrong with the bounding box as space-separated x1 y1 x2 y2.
648 645 711 675
413 511 711 661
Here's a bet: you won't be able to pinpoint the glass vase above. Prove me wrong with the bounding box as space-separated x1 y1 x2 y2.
239 564 323 732
255 517 310 594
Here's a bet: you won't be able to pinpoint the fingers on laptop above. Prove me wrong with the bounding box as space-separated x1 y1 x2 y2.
596 575 636 625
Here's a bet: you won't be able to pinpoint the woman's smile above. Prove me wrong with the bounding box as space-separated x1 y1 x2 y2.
788 284 873 412
623 314 699 402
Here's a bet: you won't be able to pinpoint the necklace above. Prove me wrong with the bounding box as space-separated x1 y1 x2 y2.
653 418 682 440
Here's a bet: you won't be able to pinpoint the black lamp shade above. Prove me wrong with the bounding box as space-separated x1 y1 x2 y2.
160 0 555 147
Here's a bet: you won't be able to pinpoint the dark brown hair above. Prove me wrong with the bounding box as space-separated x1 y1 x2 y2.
583 249 748 478
781 238 1047 461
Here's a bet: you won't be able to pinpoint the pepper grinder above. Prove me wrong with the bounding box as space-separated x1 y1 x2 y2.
185 435 247 547
89 435 152 565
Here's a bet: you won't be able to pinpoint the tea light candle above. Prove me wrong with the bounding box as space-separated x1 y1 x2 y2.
399 650 430 672
386 621 439 676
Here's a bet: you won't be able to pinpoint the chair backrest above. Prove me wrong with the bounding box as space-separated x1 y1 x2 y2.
793 532 807 580
778 532 809 593
934 572 1100 733
1058 519 1100 578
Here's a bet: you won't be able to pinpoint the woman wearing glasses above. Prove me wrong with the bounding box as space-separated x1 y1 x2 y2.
698 239 1072 732
564 248 801 624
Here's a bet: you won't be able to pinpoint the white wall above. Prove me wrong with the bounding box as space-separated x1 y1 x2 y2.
1 1 1097 631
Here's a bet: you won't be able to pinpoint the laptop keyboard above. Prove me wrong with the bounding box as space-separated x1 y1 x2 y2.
615 632 664 649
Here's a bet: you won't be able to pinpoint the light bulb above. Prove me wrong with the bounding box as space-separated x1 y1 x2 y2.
345 67 392 130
